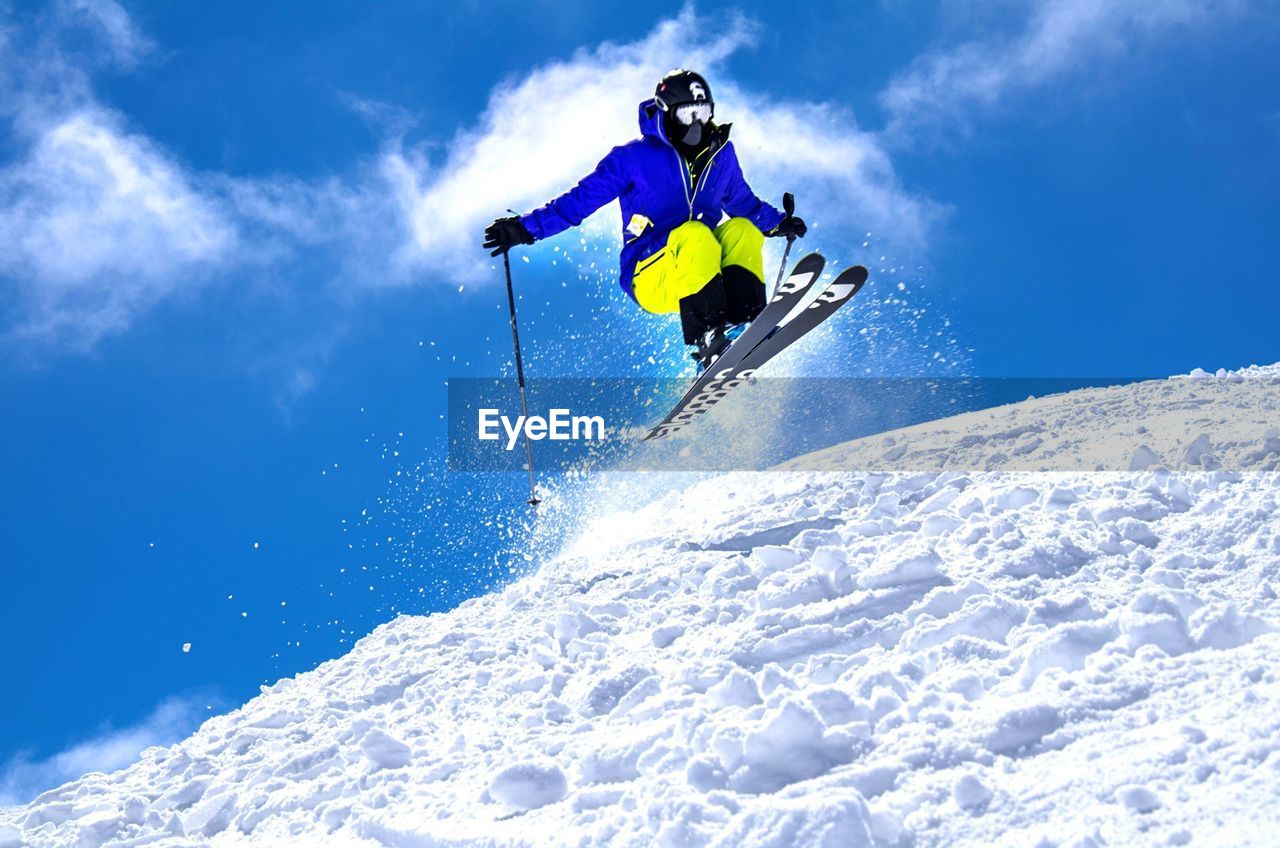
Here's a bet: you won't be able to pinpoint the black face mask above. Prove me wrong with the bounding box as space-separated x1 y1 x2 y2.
664 113 706 149
679 119 704 147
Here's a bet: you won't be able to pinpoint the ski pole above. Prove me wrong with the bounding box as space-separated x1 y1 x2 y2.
501 249 541 508
771 192 797 296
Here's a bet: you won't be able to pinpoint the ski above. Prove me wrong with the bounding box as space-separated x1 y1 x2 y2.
713 251 826 371
644 263 869 440
642 253 826 441
732 263 869 372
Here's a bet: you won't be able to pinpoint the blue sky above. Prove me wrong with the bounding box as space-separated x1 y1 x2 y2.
1 0 1277 802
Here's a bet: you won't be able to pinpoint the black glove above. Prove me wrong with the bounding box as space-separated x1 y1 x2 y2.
483 216 534 256
770 214 807 239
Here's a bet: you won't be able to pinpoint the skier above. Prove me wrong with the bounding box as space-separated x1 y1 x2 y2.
483 69 807 369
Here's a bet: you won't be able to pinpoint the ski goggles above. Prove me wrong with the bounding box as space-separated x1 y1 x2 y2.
673 101 714 125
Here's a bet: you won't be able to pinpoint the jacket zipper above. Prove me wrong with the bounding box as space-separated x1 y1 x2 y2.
669 148 692 216
689 144 725 216
661 121 725 221
657 119 693 217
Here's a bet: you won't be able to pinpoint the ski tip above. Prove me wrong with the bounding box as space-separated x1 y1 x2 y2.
793 251 826 270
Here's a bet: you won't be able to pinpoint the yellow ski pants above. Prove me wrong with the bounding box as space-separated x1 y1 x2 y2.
632 217 765 314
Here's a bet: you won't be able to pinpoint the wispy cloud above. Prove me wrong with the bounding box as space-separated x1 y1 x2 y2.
0 108 238 348
881 0 1244 142
60 0 154 68
2 1 1248 355
0 2 250 351
0 3 937 352
0 695 211 806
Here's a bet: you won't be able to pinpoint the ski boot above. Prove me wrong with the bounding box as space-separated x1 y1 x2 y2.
689 326 731 373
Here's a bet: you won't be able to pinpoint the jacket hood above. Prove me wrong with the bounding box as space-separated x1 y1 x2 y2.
638 99 668 142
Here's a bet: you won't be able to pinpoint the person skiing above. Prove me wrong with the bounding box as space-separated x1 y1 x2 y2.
483 69 807 369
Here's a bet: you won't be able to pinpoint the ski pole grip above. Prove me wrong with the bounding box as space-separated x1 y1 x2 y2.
783 192 794 218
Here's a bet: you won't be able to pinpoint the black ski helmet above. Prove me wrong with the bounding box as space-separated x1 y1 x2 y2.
656 70 713 147
654 69 713 112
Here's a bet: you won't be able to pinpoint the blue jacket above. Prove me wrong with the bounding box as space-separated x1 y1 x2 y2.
519 100 785 300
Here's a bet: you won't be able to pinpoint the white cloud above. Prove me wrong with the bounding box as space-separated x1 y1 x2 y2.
380 7 936 282
0 2 247 350
61 0 154 67
726 94 935 251
29 0 1243 352
1 2 937 351
2 0 1254 353
0 108 238 348
881 0 1243 141
0 695 208 806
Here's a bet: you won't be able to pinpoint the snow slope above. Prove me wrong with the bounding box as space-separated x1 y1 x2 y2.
4 367 1280 847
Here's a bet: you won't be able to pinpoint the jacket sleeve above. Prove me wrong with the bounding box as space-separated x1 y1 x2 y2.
519 147 630 241
721 144 785 234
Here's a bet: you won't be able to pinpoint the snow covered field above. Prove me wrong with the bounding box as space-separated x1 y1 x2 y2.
3 367 1279 847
